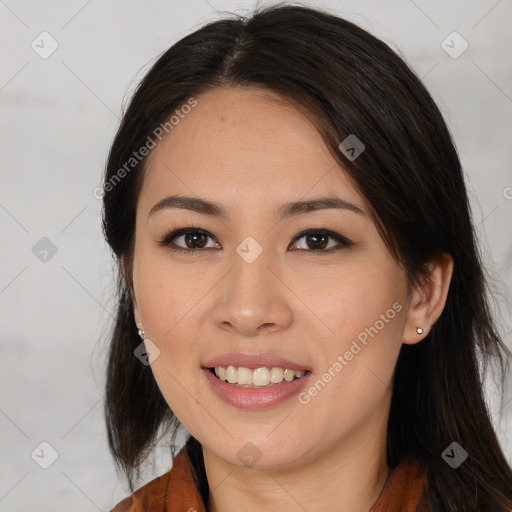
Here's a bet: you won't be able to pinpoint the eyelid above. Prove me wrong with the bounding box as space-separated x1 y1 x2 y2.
157 223 353 253
289 225 353 251
157 224 216 249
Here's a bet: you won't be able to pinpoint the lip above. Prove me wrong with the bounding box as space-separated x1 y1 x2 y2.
201 352 312 371
202 367 311 410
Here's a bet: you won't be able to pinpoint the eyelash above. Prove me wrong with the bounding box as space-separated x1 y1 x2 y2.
157 223 353 256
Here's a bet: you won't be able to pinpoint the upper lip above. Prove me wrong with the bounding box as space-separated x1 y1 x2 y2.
202 353 312 372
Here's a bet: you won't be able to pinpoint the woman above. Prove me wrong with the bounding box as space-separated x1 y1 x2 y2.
103 3 512 511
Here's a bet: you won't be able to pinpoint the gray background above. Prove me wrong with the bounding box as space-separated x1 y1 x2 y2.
1 0 511 510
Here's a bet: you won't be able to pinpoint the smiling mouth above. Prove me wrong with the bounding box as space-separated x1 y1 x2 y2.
206 366 311 388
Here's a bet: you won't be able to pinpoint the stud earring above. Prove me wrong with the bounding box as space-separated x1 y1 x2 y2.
137 326 145 340
416 327 424 335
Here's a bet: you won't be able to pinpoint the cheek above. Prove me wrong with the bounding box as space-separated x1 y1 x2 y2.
133 257 207 427
297 263 406 399
296 278 404 438
134 248 204 339
296 262 404 344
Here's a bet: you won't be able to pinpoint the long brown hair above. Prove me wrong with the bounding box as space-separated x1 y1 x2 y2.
102 4 512 510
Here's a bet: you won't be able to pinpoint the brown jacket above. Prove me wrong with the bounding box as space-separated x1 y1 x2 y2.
111 447 426 512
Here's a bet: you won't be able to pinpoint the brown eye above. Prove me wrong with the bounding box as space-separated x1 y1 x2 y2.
159 227 352 255
182 232 208 249
290 229 352 253
302 233 329 250
159 228 220 252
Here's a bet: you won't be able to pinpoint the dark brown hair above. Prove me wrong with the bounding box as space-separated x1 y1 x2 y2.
102 3 512 510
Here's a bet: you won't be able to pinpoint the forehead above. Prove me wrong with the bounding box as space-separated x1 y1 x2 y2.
139 86 365 216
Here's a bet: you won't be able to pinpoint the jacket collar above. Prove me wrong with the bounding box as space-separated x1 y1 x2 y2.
112 443 426 511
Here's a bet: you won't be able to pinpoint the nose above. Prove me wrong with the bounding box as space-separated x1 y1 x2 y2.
211 245 294 337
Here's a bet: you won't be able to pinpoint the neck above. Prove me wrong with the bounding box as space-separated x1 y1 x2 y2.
202 400 391 512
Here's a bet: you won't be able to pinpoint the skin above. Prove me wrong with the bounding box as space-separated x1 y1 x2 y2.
127 86 453 512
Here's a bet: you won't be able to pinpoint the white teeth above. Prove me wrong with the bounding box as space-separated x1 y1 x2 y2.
283 368 295 382
213 366 307 387
226 366 237 384
238 367 254 385
270 367 284 383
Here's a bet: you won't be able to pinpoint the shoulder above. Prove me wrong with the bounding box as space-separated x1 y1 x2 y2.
109 447 206 512
110 470 171 512
372 460 427 512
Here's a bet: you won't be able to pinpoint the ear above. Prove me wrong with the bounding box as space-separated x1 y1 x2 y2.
132 295 142 329
402 252 454 345
119 256 143 329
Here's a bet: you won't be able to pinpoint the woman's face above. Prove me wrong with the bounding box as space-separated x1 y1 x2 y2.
130 86 414 469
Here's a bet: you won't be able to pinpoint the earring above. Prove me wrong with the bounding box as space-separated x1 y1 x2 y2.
137 326 145 340
416 327 423 335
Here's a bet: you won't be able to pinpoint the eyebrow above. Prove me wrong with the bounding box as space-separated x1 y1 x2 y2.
148 194 366 220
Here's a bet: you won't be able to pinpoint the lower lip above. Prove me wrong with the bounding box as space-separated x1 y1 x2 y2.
202 368 311 410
